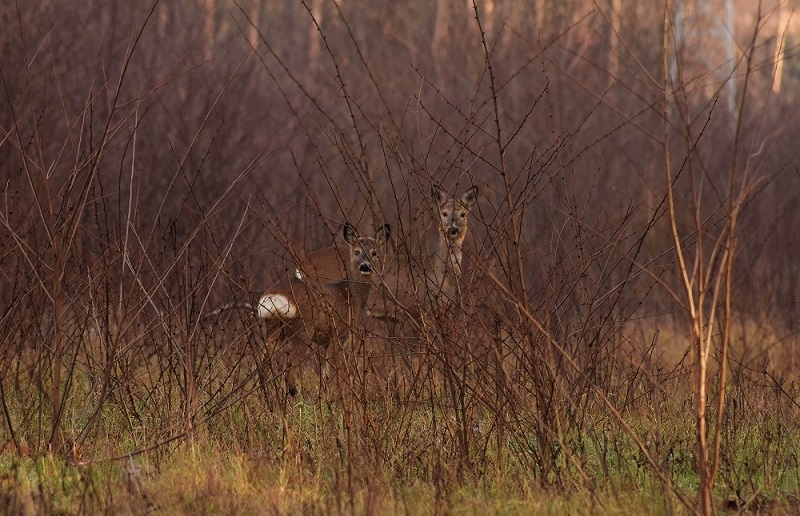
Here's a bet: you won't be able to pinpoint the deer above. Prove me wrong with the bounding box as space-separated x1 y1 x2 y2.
420 183 479 312
373 184 479 394
416 184 516 397
368 184 479 319
294 185 478 318
258 222 390 396
292 185 479 396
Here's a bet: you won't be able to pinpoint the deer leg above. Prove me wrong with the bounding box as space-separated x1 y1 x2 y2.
280 328 299 397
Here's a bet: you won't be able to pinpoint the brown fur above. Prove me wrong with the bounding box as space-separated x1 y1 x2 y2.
258 223 390 395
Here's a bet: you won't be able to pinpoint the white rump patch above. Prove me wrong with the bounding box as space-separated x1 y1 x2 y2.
258 293 297 319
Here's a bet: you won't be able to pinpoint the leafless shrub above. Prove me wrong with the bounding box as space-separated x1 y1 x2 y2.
1 0 799 513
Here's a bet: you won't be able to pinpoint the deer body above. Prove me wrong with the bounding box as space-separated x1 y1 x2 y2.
258 275 373 344
293 244 351 282
422 184 478 311
286 186 478 397
367 184 479 318
368 185 479 397
259 223 390 395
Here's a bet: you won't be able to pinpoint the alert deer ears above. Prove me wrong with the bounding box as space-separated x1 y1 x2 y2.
431 184 446 205
342 222 390 247
461 186 478 208
431 184 479 208
374 224 390 246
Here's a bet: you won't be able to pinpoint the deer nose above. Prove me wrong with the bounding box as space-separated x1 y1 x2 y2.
359 263 372 274
449 227 460 238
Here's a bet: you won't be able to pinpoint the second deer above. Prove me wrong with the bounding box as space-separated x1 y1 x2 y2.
421 183 479 311
368 184 479 319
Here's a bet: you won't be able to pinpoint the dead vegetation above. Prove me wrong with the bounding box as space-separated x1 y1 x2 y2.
1 0 799 513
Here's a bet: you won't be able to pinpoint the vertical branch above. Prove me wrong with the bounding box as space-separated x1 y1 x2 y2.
709 3 764 491
42 0 161 452
662 1 712 513
471 0 526 301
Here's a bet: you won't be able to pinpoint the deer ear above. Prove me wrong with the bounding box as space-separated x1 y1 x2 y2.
343 222 359 245
375 224 390 246
431 184 445 205
461 186 478 208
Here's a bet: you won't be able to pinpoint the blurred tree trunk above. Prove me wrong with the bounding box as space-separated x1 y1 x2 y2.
157 3 169 39
535 0 544 35
308 0 324 77
248 0 261 47
773 1 788 93
670 0 684 85
432 0 451 84
608 0 621 86
481 0 495 39
431 0 472 93
723 0 736 119
203 0 216 61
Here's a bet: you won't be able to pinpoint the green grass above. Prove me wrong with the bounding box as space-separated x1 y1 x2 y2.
1 341 799 514
2 382 799 514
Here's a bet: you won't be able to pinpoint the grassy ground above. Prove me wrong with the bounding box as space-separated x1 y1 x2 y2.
1 353 799 515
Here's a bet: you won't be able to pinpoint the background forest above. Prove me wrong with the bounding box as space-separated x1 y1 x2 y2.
1 0 799 513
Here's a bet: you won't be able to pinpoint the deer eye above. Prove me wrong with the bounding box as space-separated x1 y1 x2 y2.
442 211 449 218
370 250 378 258
354 249 362 256
459 212 466 218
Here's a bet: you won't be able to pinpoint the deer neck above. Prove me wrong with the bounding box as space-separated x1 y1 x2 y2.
351 277 372 307
434 230 464 281
336 275 373 317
